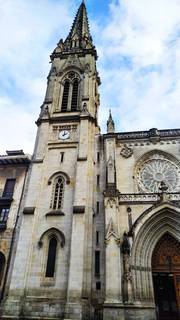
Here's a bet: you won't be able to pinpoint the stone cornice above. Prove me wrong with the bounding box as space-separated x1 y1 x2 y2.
51 48 98 61
103 128 180 142
0 156 31 166
119 193 180 204
36 113 98 126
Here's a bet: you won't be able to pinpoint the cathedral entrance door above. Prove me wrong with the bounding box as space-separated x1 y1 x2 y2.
152 233 180 320
153 273 178 320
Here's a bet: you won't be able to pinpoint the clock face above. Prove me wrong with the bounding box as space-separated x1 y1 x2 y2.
59 130 70 140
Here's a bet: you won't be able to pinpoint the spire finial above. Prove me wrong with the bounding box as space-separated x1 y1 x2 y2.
107 109 115 133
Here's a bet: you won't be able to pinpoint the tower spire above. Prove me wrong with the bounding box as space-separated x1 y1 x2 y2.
51 1 97 59
65 1 93 49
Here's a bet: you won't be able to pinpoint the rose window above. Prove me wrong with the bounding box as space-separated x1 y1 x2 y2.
136 156 180 193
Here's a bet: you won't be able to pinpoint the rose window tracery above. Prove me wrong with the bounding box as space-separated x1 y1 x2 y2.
136 154 180 193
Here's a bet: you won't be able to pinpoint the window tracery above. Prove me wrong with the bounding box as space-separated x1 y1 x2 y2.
61 72 80 112
61 81 70 112
51 176 65 210
135 152 180 193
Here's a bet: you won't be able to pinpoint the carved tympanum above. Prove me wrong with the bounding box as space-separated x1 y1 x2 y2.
152 233 180 271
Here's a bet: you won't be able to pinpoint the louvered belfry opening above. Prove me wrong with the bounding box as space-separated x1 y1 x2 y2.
61 81 70 112
71 80 79 111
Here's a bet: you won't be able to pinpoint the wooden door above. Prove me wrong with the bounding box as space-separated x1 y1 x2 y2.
152 233 180 320
174 274 180 310
153 273 178 320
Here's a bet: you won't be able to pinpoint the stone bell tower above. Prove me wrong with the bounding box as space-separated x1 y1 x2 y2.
2 2 101 319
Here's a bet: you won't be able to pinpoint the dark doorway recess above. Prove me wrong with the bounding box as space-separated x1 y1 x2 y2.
152 233 180 320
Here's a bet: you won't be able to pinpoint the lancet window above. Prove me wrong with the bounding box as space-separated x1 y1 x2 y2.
61 81 70 112
52 176 65 210
61 72 80 112
45 237 57 278
71 79 79 111
39 228 65 284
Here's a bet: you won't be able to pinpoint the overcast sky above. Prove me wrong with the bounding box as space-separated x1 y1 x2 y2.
0 0 180 154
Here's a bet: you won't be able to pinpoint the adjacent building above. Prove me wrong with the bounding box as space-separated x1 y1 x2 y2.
0 150 30 302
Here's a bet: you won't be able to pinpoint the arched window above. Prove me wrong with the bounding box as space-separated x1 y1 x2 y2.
61 72 80 112
45 237 57 278
61 81 70 112
52 177 65 210
0 252 5 286
71 79 79 111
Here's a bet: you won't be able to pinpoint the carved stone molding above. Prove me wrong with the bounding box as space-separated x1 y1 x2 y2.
119 193 160 203
60 55 83 74
116 128 180 141
104 188 119 198
105 196 119 208
81 102 90 116
119 193 180 204
105 218 120 246
120 146 133 158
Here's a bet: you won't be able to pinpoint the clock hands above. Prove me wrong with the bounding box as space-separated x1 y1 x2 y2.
59 130 70 140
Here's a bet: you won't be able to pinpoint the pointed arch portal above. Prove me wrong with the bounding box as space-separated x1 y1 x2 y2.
130 204 180 320
152 233 180 320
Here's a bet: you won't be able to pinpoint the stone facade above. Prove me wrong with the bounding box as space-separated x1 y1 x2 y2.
0 2 180 320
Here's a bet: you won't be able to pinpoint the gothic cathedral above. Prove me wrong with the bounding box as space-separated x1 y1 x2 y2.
0 2 179 320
